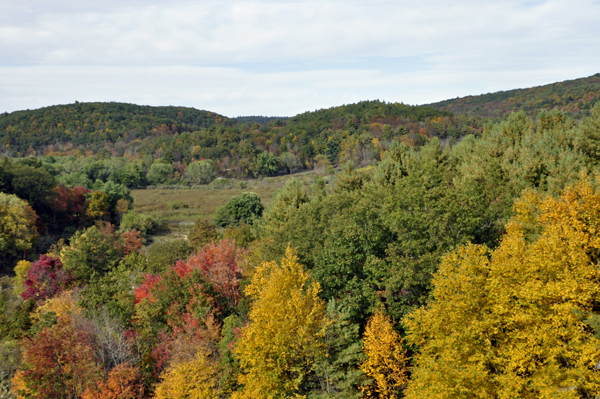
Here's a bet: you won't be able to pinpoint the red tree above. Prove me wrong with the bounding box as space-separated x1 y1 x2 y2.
185 239 248 306
22 255 73 302
12 317 102 399
53 185 90 223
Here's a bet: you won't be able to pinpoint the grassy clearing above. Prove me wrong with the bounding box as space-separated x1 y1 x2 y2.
131 171 334 241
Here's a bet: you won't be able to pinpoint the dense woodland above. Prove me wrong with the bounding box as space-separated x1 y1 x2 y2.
428 73 600 118
3 75 600 398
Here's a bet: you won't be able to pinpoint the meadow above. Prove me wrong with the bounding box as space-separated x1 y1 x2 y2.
130 171 335 240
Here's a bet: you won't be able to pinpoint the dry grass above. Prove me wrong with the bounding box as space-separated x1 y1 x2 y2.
131 172 323 223
132 171 337 244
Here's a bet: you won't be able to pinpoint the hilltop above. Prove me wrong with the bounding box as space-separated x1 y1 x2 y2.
0 102 232 155
427 73 600 118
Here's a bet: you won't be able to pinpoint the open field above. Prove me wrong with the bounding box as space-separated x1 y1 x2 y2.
131 171 335 240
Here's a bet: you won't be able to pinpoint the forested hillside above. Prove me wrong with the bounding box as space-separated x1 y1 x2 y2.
0 102 232 155
0 100 472 180
428 73 600 118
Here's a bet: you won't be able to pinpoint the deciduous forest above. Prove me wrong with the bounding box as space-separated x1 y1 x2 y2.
2 74 600 398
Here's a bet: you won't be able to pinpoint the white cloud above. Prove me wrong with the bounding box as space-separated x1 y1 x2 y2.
1 0 599 115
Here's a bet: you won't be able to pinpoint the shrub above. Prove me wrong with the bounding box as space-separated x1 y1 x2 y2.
168 200 186 210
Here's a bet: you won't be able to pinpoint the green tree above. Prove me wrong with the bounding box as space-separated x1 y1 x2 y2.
261 179 309 238
313 300 365 398
576 102 600 165
145 239 193 274
79 252 146 326
146 162 172 185
10 164 56 217
185 160 215 185
279 152 299 174
60 223 134 282
214 192 264 227
119 212 156 241
252 152 280 177
0 339 21 399
107 161 146 188
188 219 219 249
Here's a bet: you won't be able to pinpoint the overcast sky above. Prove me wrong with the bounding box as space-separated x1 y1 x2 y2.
1 0 599 117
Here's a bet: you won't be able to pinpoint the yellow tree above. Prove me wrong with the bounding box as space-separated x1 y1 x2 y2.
154 347 220 399
0 193 38 258
360 310 408 398
405 178 600 398
233 247 327 399
13 260 31 295
86 191 110 220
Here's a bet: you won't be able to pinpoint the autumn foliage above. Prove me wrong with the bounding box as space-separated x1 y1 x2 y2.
82 362 144 399
185 239 247 306
405 179 600 398
360 310 408 398
233 247 327 398
12 317 101 399
53 185 90 223
154 346 220 399
21 255 73 302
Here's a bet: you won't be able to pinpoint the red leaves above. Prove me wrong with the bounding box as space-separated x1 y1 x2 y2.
53 185 90 222
173 259 193 277
13 317 102 399
22 255 73 302
121 230 142 255
135 239 247 307
133 273 162 304
186 239 248 306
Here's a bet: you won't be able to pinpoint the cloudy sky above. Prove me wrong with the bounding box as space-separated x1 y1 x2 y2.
1 0 599 117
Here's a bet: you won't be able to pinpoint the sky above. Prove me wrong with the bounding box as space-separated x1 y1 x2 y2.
1 0 599 117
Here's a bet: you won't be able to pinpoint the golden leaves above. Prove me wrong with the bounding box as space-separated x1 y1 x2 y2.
405 178 600 398
360 310 408 398
234 247 327 399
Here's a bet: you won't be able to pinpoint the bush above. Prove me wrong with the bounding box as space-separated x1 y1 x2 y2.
209 178 233 190
168 201 186 210
213 192 264 227
223 223 256 248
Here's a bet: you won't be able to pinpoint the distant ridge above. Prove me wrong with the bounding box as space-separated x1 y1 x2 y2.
235 116 289 125
0 102 232 151
427 73 600 118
